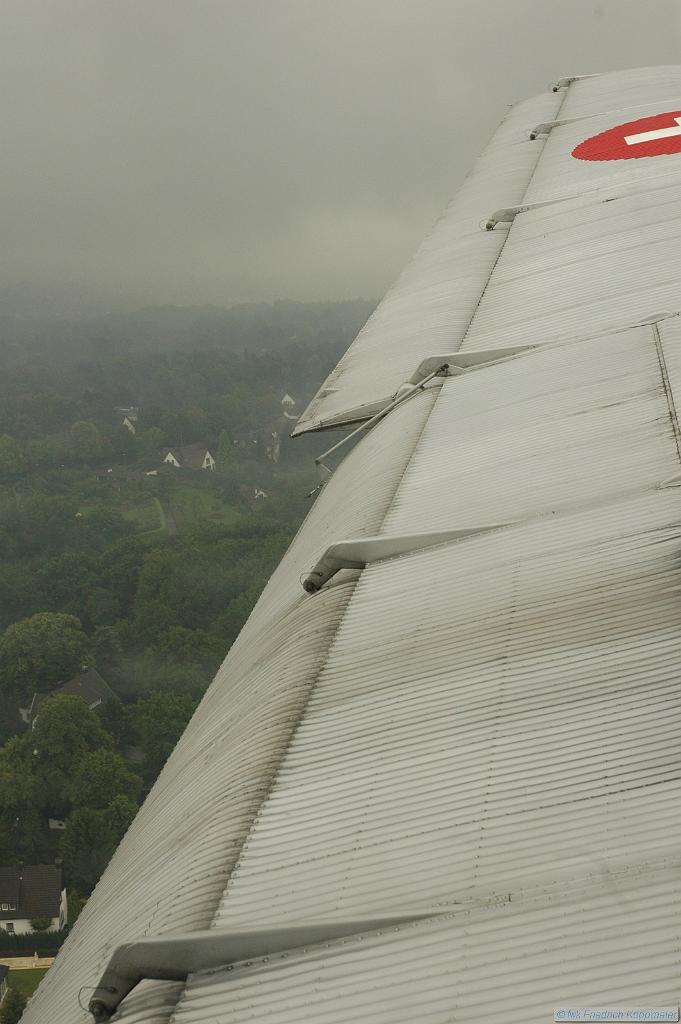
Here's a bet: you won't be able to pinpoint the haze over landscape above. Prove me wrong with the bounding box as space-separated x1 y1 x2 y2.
2 0 680 318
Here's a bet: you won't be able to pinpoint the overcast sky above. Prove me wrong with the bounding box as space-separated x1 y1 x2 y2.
2 0 680 316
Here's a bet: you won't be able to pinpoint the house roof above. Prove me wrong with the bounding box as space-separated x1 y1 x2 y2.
27 669 118 723
55 668 118 707
159 443 215 469
0 865 62 921
0 868 20 903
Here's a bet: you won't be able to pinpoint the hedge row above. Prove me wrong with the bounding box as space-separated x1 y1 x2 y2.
0 930 67 956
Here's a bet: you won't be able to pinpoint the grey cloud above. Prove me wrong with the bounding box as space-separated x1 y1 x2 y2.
1 0 679 315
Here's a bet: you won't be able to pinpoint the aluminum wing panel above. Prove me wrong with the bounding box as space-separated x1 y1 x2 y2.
460 180 681 352
292 90 562 434
177 490 681 1021
176 866 681 1024
24 66 681 1024
525 99 681 205
382 325 679 533
294 66 681 435
558 64 681 120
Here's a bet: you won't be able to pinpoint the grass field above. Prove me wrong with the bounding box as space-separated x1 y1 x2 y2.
119 497 163 533
7 968 48 999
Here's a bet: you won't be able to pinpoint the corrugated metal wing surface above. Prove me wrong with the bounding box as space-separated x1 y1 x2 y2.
178 489 681 1021
525 101 681 205
295 66 681 434
460 179 681 352
23 65 681 1024
177 862 681 1024
558 65 681 120
382 326 679 532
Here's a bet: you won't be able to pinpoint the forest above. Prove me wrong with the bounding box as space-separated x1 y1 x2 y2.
0 298 372 919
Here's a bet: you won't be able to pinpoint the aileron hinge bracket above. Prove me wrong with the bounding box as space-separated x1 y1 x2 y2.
551 73 599 92
399 345 538 391
302 525 510 592
87 916 433 1020
310 362 448 490
310 347 539 494
484 197 564 231
528 113 602 140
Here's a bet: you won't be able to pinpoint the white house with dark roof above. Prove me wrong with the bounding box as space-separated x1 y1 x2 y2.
0 865 67 935
159 443 216 471
19 668 119 727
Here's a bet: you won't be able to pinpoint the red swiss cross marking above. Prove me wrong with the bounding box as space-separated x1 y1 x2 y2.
572 110 681 161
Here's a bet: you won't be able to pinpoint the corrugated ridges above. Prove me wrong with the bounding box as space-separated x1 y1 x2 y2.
382 325 678 533
205 492 681 930
461 180 681 351
175 863 681 1024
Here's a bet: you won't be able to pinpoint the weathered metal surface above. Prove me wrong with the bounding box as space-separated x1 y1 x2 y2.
461 179 681 352
190 490 681 1021
23 66 681 1024
383 325 679 533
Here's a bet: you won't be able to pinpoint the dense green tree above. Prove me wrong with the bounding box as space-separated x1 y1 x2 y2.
0 987 26 1024
68 749 141 811
69 420 103 460
0 613 93 703
130 691 196 776
0 495 79 560
62 794 137 895
0 734 51 863
29 916 52 932
97 697 130 747
33 553 97 619
148 625 223 666
32 695 111 806
0 735 41 811
67 889 85 927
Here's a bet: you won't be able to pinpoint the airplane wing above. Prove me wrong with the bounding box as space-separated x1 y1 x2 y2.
25 65 681 1024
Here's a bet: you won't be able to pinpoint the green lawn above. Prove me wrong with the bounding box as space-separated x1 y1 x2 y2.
120 496 164 533
7 968 48 999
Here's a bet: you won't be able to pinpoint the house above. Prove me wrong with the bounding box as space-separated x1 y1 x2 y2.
55 667 119 712
0 865 67 935
19 668 119 727
281 393 299 422
115 406 139 435
159 444 216 471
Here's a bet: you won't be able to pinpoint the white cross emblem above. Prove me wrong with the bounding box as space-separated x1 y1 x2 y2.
625 116 681 146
